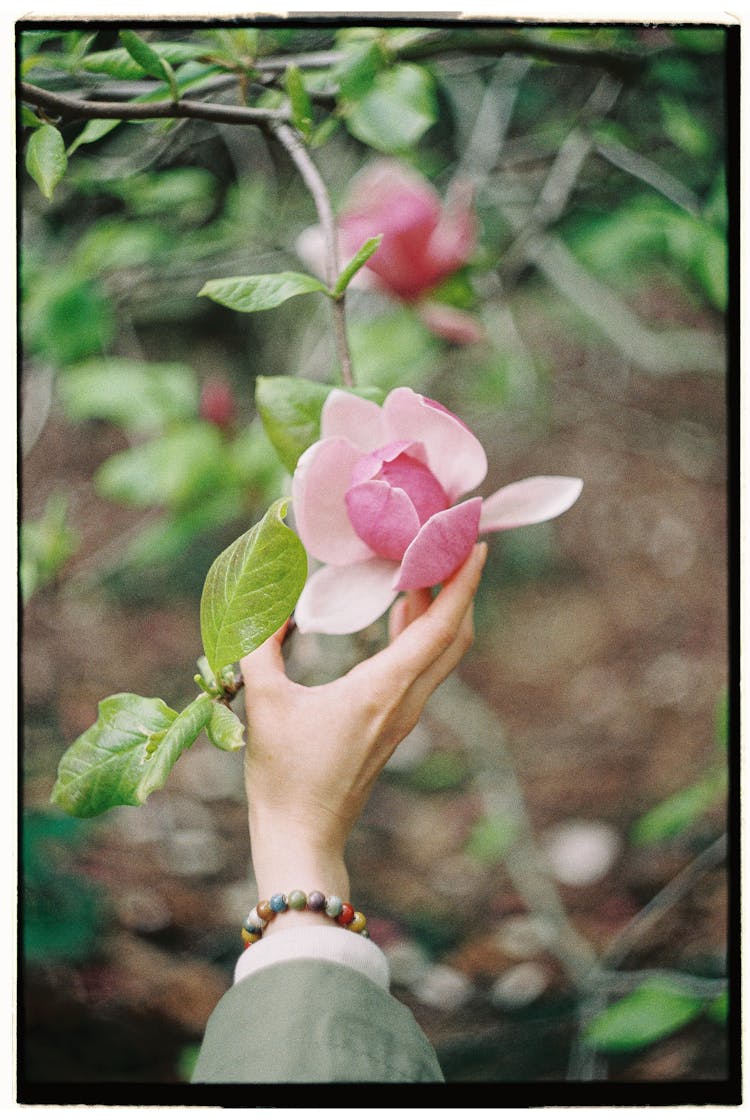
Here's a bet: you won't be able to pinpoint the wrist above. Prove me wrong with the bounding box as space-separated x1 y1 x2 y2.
248 809 350 908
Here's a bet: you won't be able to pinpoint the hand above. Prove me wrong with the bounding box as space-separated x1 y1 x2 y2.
239 542 487 921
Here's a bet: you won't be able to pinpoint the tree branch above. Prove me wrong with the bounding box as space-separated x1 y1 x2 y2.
20 80 288 127
271 122 354 388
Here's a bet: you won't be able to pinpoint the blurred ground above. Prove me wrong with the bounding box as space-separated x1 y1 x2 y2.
21 272 728 1089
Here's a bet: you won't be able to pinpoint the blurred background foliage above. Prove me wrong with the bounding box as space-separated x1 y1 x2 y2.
19 20 733 1094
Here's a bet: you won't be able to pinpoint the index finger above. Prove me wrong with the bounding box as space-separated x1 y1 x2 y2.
363 542 487 686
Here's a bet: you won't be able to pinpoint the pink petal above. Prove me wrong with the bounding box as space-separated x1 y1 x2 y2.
345 480 420 560
292 437 374 565
426 177 477 275
383 387 487 501
350 440 420 485
479 476 583 532
395 498 482 591
344 160 442 224
320 389 387 451
418 302 486 345
294 558 400 635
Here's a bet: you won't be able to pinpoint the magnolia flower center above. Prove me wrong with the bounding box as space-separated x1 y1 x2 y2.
344 445 450 561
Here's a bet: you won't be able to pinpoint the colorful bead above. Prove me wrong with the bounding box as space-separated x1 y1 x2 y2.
242 891 372 948
336 902 355 926
245 907 267 930
348 911 367 933
257 899 274 922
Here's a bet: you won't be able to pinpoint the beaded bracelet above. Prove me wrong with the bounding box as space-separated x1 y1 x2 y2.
241 889 369 949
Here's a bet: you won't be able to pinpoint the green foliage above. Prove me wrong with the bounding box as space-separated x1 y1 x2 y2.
23 811 108 961
343 63 437 152
285 65 315 139
206 702 245 752
80 40 207 80
57 358 199 434
333 235 383 297
631 767 727 846
199 272 329 313
51 693 179 816
200 498 307 679
465 812 519 864
21 493 78 603
347 308 439 391
94 424 228 509
584 980 706 1053
399 751 469 792
25 123 67 200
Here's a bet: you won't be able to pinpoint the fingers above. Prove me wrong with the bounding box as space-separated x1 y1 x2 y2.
388 587 432 642
366 542 487 687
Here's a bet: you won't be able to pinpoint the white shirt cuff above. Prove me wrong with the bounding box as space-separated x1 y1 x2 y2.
233 925 391 990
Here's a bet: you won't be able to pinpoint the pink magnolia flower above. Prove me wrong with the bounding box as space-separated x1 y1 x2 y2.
296 160 483 343
338 161 476 302
292 388 582 635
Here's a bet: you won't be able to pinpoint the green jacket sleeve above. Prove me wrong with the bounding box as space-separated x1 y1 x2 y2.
192 958 444 1083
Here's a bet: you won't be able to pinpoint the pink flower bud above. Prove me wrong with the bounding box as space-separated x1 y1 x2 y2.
338 161 477 302
200 377 235 429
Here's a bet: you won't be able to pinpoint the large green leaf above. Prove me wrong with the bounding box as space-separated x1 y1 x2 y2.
58 358 199 434
25 123 68 201
119 30 178 99
255 376 385 473
200 499 307 678
344 64 437 153
584 981 705 1052
51 693 213 817
199 272 328 313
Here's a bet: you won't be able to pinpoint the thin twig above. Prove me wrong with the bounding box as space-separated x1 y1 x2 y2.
601 833 728 970
271 122 353 387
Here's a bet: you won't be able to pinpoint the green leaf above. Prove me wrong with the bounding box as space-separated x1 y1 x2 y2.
200 499 307 678
630 767 727 846
333 235 383 298
285 65 314 138
584 981 705 1052
119 29 175 92
344 64 437 153
206 703 245 752
706 990 728 1024
94 423 227 509
136 694 214 802
20 493 78 603
67 117 122 156
82 41 207 80
25 123 68 201
21 105 43 127
50 693 180 817
255 376 385 473
199 272 328 313
334 40 384 103
465 812 519 864
58 358 198 435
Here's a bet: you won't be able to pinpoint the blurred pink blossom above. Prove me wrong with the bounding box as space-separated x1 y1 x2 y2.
292 388 582 634
297 160 484 343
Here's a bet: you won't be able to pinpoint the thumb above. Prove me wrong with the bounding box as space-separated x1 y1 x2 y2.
240 619 291 696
